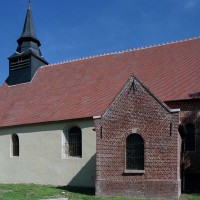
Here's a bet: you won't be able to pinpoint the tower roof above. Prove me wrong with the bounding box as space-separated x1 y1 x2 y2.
17 0 41 46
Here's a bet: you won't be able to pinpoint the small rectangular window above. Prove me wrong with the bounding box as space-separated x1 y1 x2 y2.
69 127 82 157
12 134 19 157
63 126 82 158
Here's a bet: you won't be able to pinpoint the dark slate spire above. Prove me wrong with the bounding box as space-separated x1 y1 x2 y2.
17 0 41 47
7 0 48 86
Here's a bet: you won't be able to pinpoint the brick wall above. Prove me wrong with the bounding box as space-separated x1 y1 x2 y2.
95 77 180 199
166 100 200 192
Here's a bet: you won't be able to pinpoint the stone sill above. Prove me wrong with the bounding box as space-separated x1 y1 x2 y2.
124 169 145 174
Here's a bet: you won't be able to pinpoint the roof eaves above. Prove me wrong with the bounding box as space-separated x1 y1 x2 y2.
0 116 94 129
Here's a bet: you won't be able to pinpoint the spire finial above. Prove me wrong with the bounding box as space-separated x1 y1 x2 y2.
28 0 31 9
17 0 41 46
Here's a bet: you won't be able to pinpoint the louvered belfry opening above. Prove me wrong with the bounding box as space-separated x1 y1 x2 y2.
12 134 19 157
185 123 196 151
126 134 144 170
69 127 82 157
10 56 30 71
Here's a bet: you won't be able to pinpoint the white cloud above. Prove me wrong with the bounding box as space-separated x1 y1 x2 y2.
184 0 198 9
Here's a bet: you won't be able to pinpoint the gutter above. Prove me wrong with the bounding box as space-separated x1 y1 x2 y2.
93 115 101 119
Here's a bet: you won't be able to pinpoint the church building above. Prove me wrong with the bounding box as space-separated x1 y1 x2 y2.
0 2 199 200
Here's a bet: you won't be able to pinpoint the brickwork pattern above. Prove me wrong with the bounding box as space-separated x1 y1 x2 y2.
95 77 180 199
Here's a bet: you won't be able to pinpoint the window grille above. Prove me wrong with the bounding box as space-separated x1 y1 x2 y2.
126 134 144 170
69 127 82 157
185 123 195 151
12 134 19 156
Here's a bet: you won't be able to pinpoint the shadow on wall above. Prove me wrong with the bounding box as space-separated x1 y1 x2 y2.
57 154 96 194
181 110 200 193
182 110 200 124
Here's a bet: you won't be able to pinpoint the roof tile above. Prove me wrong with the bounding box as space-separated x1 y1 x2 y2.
0 37 200 127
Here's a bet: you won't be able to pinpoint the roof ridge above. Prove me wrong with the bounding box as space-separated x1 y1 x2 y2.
41 36 200 68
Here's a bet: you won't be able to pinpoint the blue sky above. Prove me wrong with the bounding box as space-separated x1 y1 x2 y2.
0 0 200 85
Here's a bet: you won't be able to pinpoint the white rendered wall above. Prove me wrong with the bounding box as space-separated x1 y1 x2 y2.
0 119 96 187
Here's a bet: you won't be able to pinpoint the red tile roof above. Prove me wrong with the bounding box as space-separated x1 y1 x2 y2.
0 37 200 127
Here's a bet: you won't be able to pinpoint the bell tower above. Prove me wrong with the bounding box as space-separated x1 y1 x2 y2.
8 0 48 85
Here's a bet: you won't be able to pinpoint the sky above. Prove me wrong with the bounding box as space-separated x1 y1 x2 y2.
0 0 200 85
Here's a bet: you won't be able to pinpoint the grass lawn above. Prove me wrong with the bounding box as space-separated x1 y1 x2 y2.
0 184 199 200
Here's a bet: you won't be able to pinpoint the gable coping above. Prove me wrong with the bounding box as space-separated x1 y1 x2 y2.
101 74 180 118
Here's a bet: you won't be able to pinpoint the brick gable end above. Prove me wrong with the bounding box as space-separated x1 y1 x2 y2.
95 76 181 199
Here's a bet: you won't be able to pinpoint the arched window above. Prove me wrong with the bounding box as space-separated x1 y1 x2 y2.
12 134 19 156
69 127 82 157
126 134 144 170
185 123 195 151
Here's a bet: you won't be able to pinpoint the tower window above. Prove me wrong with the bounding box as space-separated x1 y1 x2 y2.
185 123 195 152
12 134 19 157
126 134 144 170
